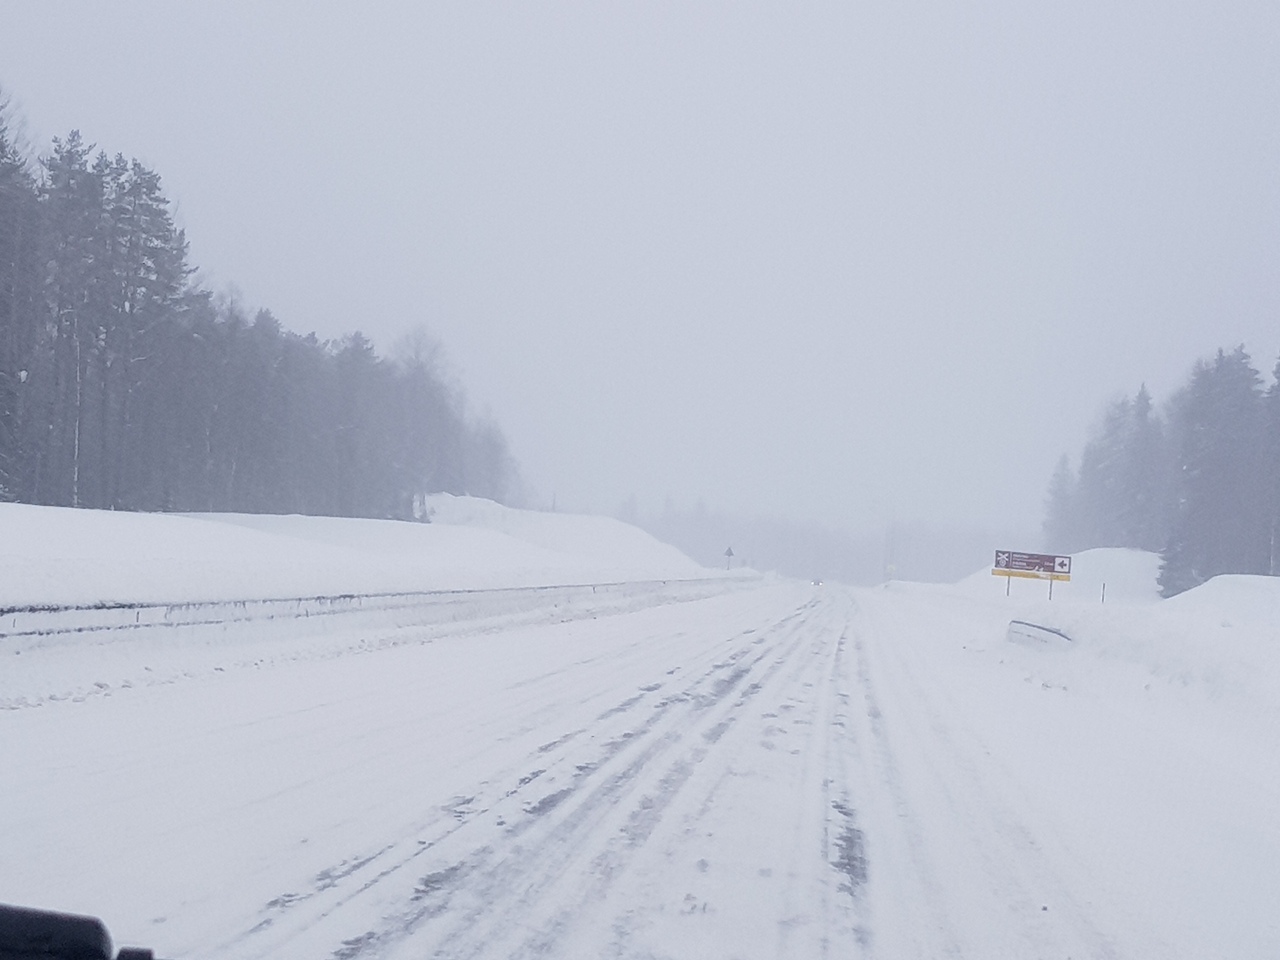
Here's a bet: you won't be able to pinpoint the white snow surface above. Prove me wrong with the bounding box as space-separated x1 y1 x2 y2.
0 495 707 607
2 513 1277 959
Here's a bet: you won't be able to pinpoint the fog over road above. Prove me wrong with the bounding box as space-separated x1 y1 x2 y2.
3 579 1272 958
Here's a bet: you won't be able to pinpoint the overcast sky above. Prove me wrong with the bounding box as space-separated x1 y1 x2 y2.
2 2 1277 536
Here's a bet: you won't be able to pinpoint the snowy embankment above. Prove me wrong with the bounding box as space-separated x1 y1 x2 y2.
0 494 714 609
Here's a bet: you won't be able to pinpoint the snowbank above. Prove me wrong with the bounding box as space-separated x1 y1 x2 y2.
936 554 1280 734
0 498 710 608
425 493 702 573
864 564 1280 958
1166 572 1280 625
879 548 1280 736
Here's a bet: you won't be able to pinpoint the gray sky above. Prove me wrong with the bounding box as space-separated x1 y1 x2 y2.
2 1 1277 535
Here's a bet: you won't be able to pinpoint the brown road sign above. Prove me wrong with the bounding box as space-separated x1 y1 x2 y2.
993 550 1071 579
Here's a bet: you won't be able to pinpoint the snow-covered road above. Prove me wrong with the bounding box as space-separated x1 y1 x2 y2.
3 577 1277 958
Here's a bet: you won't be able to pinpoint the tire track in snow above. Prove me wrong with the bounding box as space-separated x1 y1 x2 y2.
501 590 873 960
380 599 833 960
848 591 1130 958
215 589 826 959
583 590 874 959
846 625 966 958
822 620 873 953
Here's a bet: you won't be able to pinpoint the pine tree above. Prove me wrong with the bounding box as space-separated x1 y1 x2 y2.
1042 454 1078 552
1074 396 1131 548
0 99 42 501
1159 347 1268 596
1117 385 1171 552
100 157 191 509
39 131 104 506
1263 356 1280 576
392 327 466 504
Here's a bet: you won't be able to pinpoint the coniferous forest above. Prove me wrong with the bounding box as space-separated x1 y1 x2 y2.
0 108 517 519
1044 346 1280 596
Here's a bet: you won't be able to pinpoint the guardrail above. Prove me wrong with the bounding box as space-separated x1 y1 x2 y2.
1006 619 1073 644
0 576 758 644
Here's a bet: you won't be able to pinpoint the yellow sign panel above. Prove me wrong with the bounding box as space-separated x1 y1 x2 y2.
992 569 1071 582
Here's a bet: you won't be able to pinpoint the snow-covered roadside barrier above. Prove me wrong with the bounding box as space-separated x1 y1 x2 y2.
0 496 762 710
1005 619 1073 645
0 577 762 711
0 577 739 642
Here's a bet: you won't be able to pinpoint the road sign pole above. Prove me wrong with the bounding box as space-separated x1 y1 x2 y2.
1048 576 1054 601
1005 573 1011 597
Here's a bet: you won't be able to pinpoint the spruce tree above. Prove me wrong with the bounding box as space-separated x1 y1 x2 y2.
1159 347 1268 596
102 157 191 509
1074 396 1132 548
0 101 42 501
1042 454 1078 552
1118 385 1171 552
39 131 103 506
1263 356 1280 576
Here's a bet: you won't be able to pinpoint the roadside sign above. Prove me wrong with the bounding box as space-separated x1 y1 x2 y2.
993 550 1071 598
992 550 1071 580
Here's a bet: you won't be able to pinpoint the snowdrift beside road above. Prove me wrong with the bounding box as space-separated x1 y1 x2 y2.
0 497 712 609
861 567 1280 958
937 547 1280 734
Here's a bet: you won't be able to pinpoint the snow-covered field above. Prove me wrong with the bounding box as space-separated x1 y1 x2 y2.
2 506 1277 958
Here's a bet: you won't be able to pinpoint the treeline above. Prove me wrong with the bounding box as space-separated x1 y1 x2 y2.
1044 346 1280 596
0 110 516 518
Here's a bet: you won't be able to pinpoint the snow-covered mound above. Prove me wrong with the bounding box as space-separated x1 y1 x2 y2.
891 549 1277 730
956 547 1161 603
0 497 709 608
935 560 1280 731
424 493 701 573
1165 573 1280 625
